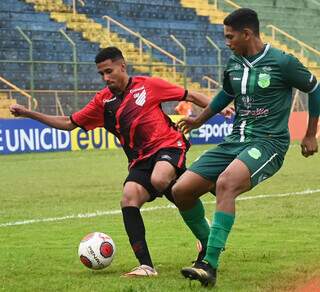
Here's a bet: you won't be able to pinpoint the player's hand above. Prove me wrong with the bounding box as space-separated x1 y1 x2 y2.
9 104 29 117
177 117 202 134
300 135 318 157
220 106 235 118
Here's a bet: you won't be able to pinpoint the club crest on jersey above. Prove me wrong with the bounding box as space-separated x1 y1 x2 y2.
257 73 271 88
248 147 261 160
133 89 146 106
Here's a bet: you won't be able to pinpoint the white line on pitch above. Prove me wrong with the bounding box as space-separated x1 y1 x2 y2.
1 189 320 228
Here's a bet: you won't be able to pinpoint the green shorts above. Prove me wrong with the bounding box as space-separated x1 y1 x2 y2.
189 140 287 187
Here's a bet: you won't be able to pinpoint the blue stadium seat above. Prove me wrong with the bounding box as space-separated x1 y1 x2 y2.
0 0 229 95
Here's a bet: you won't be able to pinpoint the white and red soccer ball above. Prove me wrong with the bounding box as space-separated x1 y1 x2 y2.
78 232 116 270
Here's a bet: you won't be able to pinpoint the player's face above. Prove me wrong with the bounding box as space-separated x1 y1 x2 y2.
97 58 127 92
224 25 249 56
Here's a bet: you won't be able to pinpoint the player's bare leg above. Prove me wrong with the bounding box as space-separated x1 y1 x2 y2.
122 161 181 277
173 170 214 210
151 160 177 203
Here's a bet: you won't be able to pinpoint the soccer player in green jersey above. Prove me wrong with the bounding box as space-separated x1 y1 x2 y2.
172 8 320 287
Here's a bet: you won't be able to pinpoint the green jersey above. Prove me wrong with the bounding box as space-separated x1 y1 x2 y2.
223 44 318 149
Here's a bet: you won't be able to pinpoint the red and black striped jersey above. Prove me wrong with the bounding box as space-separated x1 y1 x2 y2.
71 76 189 168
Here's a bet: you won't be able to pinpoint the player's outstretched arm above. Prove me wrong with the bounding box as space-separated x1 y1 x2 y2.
185 91 235 117
9 104 77 131
177 106 214 134
185 91 211 108
177 90 234 134
301 85 320 157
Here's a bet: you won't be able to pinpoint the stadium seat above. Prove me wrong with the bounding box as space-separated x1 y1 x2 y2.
2 0 317 114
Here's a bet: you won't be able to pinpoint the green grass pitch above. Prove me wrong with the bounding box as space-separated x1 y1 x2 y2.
0 144 320 291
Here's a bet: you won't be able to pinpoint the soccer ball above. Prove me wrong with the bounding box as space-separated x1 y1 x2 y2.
78 232 116 270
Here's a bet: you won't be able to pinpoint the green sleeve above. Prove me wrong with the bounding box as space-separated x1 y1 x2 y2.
222 59 235 95
283 54 318 93
223 73 234 95
209 90 234 115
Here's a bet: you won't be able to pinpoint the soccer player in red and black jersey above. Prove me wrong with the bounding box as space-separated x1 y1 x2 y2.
10 46 217 276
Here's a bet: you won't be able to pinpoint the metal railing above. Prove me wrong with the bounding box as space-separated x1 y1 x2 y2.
309 0 320 6
59 28 78 110
212 0 320 65
170 35 187 88
0 76 38 110
202 76 220 90
223 0 241 9
291 90 306 113
0 81 310 116
0 88 95 116
102 15 191 86
16 26 34 100
267 24 320 61
72 0 85 15
103 15 184 66
206 36 222 85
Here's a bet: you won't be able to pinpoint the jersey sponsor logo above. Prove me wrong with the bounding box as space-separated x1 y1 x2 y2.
133 89 146 106
257 73 271 88
232 77 241 81
130 86 145 93
239 108 269 117
242 95 253 109
103 97 117 105
248 147 262 159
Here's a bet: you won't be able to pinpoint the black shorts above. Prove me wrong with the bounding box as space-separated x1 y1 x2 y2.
124 148 187 202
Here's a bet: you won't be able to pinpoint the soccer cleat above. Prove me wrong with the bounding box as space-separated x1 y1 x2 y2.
122 265 158 277
181 261 217 287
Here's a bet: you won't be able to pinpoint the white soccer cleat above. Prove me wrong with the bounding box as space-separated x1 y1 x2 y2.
122 265 158 277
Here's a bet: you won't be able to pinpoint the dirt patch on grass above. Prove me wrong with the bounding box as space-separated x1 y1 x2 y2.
294 277 320 292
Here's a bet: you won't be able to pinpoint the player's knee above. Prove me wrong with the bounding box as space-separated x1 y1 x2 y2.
216 174 228 193
171 182 185 207
120 195 130 208
216 172 241 202
216 172 235 197
120 192 139 208
150 175 171 193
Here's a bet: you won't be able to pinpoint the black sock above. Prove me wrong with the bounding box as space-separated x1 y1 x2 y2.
122 206 153 268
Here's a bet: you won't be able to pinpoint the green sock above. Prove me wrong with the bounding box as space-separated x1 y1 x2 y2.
204 211 235 268
179 199 210 249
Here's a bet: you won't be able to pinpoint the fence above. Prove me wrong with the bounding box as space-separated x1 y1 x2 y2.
0 59 226 114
